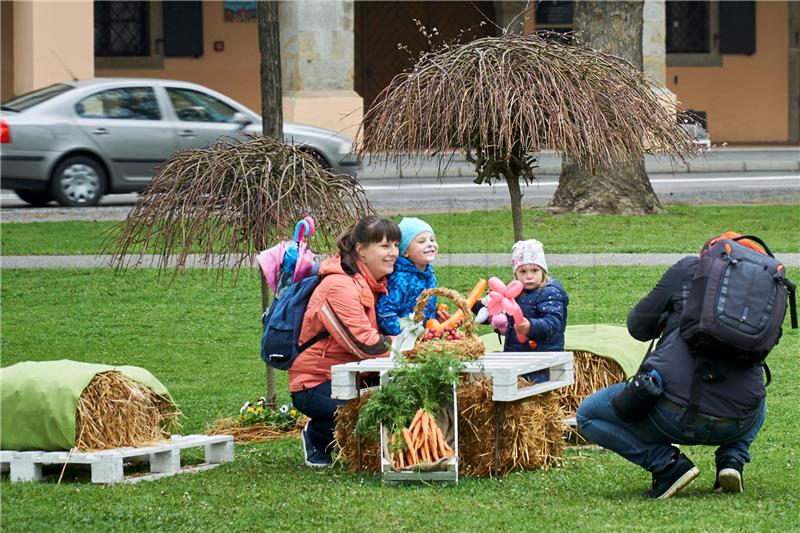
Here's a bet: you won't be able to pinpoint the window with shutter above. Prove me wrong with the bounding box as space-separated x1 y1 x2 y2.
163 1 204 58
94 1 150 56
94 0 165 70
718 1 756 55
666 0 721 67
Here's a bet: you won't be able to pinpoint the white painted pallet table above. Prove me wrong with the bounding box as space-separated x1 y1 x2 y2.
0 434 234 484
331 351 574 402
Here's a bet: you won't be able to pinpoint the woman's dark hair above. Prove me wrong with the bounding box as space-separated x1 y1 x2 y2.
337 216 401 275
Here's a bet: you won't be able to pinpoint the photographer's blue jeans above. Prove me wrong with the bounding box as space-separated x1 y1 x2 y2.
576 382 766 472
291 380 348 456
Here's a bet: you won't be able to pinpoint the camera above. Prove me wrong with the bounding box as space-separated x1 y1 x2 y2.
612 369 664 423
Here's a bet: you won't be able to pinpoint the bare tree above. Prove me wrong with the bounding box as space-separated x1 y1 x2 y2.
257 0 283 406
357 31 695 241
107 136 372 405
552 0 663 214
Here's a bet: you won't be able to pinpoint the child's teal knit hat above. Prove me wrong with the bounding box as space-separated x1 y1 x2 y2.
398 217 434 255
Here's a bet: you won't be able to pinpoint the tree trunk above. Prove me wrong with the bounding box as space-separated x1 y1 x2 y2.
258 1 283 139
505 174 525 241
551 0 663 214
257 1 283 406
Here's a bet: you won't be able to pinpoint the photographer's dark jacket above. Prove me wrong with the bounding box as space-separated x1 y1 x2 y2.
627 256 766 419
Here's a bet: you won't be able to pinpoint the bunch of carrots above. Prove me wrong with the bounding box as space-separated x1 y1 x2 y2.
390 408 454 469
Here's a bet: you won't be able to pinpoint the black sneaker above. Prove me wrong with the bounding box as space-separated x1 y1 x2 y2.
713 458 743 493
301 423 332 468
648 453 700 499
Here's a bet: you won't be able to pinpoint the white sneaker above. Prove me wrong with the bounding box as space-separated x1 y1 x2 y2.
717 467 743 493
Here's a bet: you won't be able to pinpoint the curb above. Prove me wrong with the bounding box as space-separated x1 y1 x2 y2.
358 149 800 179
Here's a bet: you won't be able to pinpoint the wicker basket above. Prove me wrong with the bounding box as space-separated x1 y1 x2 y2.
404 287 485 361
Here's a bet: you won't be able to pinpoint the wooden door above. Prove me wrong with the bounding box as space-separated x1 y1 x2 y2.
355 1 497 117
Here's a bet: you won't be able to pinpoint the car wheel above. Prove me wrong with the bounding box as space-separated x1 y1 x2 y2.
50 156 107 207
304 149 330 168
15 190 53 207
304 149 356 183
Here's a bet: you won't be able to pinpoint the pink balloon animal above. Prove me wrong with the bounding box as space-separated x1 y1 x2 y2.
486 277 528 343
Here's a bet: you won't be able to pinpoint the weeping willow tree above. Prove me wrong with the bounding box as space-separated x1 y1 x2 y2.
358 31 697 241
107 135 372 404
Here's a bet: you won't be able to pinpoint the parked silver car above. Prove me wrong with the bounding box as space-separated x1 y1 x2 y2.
0 78 360 206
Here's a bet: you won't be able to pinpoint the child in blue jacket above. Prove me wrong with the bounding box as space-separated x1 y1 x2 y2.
491 239 569 382
377 217 439 335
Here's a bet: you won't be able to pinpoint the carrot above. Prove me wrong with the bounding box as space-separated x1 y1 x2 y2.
436 426 448 457
443 440 454 455
430 417 445 460
430 444 439 462
426 279 487 331
402 428 418 465
429 431 440 462
397 448 405 469
411 416 424 442
421 412 432 439
426 415 437 452
410 408 425 430
420 440 431 463
412 434 423 454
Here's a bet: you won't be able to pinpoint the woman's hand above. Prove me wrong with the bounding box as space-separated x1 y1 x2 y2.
436 303 450 321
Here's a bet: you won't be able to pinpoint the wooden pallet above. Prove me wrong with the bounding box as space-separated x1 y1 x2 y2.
0 434 234 484
331 352 574 402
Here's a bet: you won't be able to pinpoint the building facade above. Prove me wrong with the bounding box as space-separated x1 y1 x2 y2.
1 0 797 144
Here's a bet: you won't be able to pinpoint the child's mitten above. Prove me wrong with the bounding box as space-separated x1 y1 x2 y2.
491 313 508 335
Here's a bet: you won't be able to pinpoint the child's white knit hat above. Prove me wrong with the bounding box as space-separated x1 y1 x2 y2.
511 239 548 273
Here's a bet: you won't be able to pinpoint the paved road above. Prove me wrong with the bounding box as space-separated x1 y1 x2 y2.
3 252 799 269
2 170 798 222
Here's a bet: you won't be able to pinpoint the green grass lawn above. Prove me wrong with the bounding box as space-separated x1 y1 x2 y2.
2 267 798 532
2 204 799 255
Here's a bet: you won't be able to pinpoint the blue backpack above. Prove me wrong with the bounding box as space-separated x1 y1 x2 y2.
260 264 329 370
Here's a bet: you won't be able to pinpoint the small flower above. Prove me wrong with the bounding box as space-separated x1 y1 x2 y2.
255 406 264 413
246 406 256 413
279 404 290 415
290 409 298 418
239 401 251 414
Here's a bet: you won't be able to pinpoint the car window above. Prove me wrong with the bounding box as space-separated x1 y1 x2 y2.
166 87 238 123
75 87 161 120
1 83 75 112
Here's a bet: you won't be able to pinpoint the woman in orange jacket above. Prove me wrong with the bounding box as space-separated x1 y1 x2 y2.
290 216 400 467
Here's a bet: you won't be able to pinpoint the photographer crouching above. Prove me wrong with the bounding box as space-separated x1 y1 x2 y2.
577 232 796 499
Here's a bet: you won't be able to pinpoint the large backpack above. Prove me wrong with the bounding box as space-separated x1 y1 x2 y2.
260 264 329 370
679 234 797 366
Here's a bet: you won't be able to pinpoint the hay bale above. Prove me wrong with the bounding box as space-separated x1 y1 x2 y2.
334 392 381 473
333 379 566 477
205 417 305 443
458 379 564 477
559 351 625 417
75 371 180 450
